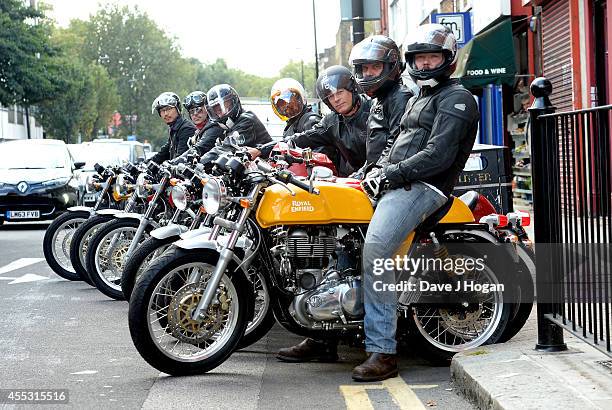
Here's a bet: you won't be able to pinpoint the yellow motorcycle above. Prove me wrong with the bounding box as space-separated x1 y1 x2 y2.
128 151 525 376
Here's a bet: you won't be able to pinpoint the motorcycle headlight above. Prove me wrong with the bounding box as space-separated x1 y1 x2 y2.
85 175 97 193
136 173 149 198
171 185 190 211
113 174 129 198
202 177 228 215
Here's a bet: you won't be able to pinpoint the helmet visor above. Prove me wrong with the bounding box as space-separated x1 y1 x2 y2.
404 24 456 55
317 72 355 101
206 95 235 121
271 89 304 121
349 41 392 65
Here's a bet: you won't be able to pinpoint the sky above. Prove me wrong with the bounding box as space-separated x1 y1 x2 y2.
44 0 342 77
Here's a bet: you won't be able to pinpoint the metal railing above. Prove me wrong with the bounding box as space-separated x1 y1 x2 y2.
530 77 612 356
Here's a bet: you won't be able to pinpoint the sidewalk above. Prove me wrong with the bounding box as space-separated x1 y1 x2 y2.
451 307 612 409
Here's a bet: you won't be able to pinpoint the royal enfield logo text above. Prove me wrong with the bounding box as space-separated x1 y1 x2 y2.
290 200 314 212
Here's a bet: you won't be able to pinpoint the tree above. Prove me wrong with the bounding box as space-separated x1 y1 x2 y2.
279 60 317 98
0 0 63 106
77 4 199 147
36 59 96 143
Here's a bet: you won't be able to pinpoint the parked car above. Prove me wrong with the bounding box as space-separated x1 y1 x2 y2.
0 139 84 224
68 140 146 206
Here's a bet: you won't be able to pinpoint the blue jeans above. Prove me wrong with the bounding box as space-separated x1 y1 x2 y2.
362 182 447 354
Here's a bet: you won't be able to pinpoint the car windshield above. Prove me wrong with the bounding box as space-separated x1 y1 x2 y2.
77 143 132 170
0 142 68 169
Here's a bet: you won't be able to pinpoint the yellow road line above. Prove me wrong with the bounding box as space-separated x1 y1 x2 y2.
340 377 434 410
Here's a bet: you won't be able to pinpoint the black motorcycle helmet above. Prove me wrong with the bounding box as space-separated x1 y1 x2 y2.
404 24 458 88
204 84 242 128
348 35 404 97
183 91 207 112
151 92 182 116
315 65 361 114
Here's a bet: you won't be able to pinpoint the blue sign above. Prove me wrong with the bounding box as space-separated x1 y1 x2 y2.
127 135 137 141
432 12 472 47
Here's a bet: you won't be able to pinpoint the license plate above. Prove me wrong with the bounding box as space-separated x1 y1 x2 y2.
6 210 40 219
83 193 97 202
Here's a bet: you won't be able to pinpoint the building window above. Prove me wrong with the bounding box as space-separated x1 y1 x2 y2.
16 106 24 125
8 105 16 124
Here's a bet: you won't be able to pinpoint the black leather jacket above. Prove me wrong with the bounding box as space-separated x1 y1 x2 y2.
378 79 479 196
288 95 371 177
227 110 272 146
284 105 321 137
150 116 196 164
365 82 413 164
192 120 225 156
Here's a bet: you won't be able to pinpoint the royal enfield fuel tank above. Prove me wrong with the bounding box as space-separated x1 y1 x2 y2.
256 181 373 227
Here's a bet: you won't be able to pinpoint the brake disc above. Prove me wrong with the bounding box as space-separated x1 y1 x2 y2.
167 283 231 345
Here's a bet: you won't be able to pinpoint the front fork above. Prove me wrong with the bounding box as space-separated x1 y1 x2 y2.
191 186 260 320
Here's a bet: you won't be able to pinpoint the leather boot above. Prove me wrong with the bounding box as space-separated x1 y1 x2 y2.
277 338 338 363
352 353 398 382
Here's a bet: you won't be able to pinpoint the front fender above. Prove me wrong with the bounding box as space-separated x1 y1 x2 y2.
115 212 143 221
151 223 189 240
179 227 212 240
68 206 94 214
175 233 253 251
96 209 122 216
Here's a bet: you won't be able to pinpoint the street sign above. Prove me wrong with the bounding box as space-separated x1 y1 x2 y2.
127 135 137 141
340 0 381 21
432 12 473 47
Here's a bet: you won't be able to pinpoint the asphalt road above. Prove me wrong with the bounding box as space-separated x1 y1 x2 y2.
0 222 475 410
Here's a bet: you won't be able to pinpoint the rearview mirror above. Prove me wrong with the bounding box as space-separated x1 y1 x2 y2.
312 166 333 180
74 161 86 170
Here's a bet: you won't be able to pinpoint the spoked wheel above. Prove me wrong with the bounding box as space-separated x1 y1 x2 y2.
237 269 274 350
411 247 510 364
121 235 177 301
69 214 114 286
128 248 250 376
43 211 90 280
86 219 150 300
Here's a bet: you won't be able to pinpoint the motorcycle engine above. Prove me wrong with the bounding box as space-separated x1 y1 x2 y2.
289 273 364 328
285 227 336 290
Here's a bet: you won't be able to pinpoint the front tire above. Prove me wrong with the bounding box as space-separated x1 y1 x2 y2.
43 211 90 281
69 214 114 286
86 218 150 300
128 247 250 376
121 235 177 301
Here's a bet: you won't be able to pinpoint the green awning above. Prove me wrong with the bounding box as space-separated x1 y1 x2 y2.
452 17 517 89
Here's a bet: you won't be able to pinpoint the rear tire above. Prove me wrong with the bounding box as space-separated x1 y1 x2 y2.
128 247 250 375
121 235 177 301
43 211 90 281
410 243 512 364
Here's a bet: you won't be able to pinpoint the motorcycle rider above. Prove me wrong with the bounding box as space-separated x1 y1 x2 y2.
149 92 196 164
170 91 224 163
263 65 371 178
354 24 479 382
203 84 272 149
348 35 413 177
271 78 322 137
246 78 328 160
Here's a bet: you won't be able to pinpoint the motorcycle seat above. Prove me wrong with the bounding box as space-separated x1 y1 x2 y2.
458 191 479 210
416 196 455 232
